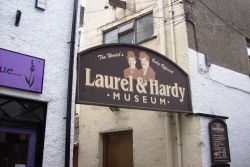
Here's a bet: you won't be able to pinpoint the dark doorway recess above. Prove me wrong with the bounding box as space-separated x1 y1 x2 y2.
103 130 133 167
73 145 79 167
0 95 47 167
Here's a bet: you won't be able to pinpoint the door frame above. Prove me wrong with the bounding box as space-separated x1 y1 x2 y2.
0 126 37 167
103 130 133 167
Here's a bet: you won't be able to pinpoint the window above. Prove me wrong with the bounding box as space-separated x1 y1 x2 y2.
104 13 154 44
79 6 84 27
136 14 154 43
247 38 250 59
104 29 118 44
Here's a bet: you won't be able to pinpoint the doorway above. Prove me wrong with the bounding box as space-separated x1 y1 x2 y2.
0 127 37 167
0 95 47 167
103 130 133 167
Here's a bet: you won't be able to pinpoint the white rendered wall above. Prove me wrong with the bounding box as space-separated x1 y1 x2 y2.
78 105 175 167
189 49 250 167
181 115 202 167
0 1 78 167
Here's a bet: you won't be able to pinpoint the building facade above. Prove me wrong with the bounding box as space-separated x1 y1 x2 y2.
77 0 250 167
0 1 79 167
185 0 250 166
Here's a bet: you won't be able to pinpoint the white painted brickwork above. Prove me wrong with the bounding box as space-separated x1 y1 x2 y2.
189 49 250 167
0 1 78 166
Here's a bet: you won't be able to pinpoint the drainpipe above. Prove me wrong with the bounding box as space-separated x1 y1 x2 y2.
157 0 174 167
169 0 177 62
158 0 166 55
65 0 78 166
168 0 183 166
175 113 182 167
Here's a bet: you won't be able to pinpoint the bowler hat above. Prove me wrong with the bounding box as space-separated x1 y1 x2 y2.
139 51 150 60
127 50 136 59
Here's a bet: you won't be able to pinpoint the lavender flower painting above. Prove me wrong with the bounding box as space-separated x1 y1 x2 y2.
25 60 36 88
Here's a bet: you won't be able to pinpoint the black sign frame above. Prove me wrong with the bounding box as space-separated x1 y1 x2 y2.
76 44 192 113
209 119 231 164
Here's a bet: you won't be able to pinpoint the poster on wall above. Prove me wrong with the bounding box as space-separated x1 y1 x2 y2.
76 44 192 113
0 48 45 93
209 119 231 163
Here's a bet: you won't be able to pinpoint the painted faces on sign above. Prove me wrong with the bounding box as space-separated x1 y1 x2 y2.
127 51 137 69
123 51 155 81
140 57 149 69
139 52 150 69
123 51 139 79
138 51 155 81
128 57 136 69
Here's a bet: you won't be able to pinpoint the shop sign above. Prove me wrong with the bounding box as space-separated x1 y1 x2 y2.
0 48 45 93
209 119 231 163
35 0 46 10
76 44 192 113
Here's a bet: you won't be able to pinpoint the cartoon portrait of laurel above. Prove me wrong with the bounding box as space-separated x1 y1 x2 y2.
123 50 140 79
25 60 36 88
123 50 155 81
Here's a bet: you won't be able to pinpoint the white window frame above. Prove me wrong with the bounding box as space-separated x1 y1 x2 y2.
247 39 250 59
79 6 84 27
103 12 154 44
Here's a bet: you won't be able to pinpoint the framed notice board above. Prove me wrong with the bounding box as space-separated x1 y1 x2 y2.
209 119 231 164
